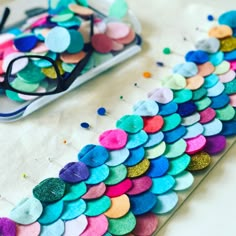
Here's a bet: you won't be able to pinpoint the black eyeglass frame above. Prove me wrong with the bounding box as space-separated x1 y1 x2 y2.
1 14 94 96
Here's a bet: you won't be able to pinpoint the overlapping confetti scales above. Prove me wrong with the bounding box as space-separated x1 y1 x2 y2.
0 0 135 102
2 9 236 236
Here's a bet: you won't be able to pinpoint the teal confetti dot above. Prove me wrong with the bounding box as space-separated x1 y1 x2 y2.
116 114 144 133
85 196 111 216
61 199 86 221
38 200 64 225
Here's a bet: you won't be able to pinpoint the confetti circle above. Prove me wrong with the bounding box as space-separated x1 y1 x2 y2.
151 175 176 194
173 171 194 191
187 151 211 171
78 144 109 167
116 115 143 133
99 129 128 150
152 191 178 214
82 182 106 200
132 213 158 236
129 192 157 215
81 215 108 236
45 26 71 53
108 212 136 236
104 194 130 218
147 87 174 104
127 176 153 195
91 34 113 53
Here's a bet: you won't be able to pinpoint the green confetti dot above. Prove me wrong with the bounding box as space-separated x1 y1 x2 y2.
108 211 136 235
104 165 127 185
164 139 187 158
163 47 171 54
5 90 25 102
33 178 66 203
10 78 39 93
192 87 207 101
17 61 45 84
215 104 236 121
109 0 128 19
173 89 193 103
224 79 236 95
195 97 212 111
161 74 186 90
162 113 181 131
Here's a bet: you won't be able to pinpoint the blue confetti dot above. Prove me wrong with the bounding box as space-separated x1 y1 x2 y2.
97 107 107 116
207 14 214 21
210 93 230 109
80 122 90 129
129 192 157 216
147 156 169 178
185 50 209 64
156 61 164 67
177 101 197 117
164 125 187 143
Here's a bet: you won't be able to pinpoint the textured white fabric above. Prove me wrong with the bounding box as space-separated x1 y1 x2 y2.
0 0 236 236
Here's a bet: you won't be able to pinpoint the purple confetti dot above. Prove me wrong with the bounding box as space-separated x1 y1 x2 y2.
59 162 90 183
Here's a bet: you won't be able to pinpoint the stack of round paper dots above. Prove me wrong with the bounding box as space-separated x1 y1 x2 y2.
2 9 236 236
0 1 135 103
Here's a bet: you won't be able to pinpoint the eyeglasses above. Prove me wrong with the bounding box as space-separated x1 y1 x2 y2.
0 7 94 96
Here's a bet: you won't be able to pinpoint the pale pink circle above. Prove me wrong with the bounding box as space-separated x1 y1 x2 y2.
185 135 206 155
147 87 174 104
64 215 88 236
16 222 41 236
95 21 107 34
2 52 28 74
3 46 18 57
106 22 130 39
219 70 236 83
0 33 15 44
111 40 124 51
0 76 4 82
18 87 46 101
31 42 49 53
230 94 236 107
80 215 108 236
115 29 136 45
99 129 128 150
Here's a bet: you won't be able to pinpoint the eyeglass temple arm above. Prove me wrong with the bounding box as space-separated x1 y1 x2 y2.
63 14 94 90
0 7 10 33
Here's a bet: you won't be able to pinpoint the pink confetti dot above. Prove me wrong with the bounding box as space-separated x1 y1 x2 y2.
99 129 128 150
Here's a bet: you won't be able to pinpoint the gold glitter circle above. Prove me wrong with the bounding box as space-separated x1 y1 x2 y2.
127 158 150 178
41 60 64 79
187 151 211 171
220 37 236 52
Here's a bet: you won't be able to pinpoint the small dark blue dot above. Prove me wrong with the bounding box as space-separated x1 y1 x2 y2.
97 107 106 116
207 14 214 21
156 61 164 67
80 122 90 129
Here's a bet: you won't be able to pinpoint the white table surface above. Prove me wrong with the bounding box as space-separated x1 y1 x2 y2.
0 0 236 236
